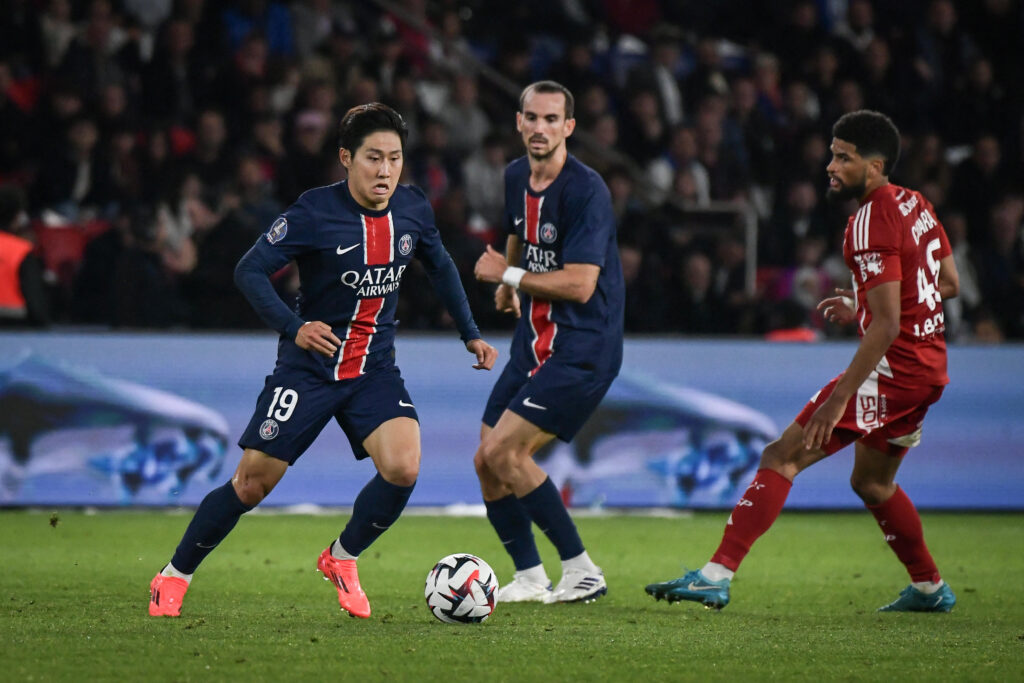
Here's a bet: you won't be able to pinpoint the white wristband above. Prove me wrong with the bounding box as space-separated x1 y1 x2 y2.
502 266 526 289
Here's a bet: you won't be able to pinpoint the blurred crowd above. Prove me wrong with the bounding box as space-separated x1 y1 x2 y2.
0 0 1021 341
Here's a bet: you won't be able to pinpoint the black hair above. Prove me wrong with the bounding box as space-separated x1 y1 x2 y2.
832 109 901 176
518 80 575 120
337 102 408 152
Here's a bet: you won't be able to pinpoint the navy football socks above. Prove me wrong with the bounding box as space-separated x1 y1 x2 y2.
485 494 543 570
519 477 585 561
170 481 254 574
338 473 415 557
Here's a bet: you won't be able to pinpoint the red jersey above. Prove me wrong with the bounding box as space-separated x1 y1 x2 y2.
843 183 952 386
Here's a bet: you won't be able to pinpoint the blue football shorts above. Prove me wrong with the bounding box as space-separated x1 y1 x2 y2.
238 363 418 464
482 356 616 442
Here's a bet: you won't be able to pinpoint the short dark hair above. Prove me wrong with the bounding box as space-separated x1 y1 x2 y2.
832 110 901 176
519 80 575 120
338 102 408 152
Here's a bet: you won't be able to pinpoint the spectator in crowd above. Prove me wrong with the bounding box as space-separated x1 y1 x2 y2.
941 211 983 340
901 132 953 201
0 185 49 327
647 125 710 206
33 114 113 219
574 112 621 176
462 132 508 235
913 0 978 104
0 60 34 176
222 0 294 57
0 1 1019 339
686 37 731 110
942 57 1008 146
184 108 235 196
437 73 491 157
835 0 877 56
387 73 427 150
635 24 687 128
548 37 600 99
277 108 334 205
111 205 190 328
672 250 721 333
974 194 1024 337
948 133 1005 246
38 0 76 70
763 178 829 267
618 88 667 165
55 1 133 109
142 18 203 125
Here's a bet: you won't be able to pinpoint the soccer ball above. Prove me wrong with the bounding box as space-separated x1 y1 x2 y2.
424 553 498 624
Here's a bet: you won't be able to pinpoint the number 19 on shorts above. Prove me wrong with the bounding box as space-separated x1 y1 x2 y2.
268 388 298 421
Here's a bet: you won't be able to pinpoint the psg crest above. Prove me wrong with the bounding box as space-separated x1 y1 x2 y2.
399 233 413 255
259 419 279 440
266 217 288 244
540 222 557 243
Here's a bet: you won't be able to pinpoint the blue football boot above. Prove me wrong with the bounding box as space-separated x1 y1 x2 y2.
878 583 956 612
645 569 730 609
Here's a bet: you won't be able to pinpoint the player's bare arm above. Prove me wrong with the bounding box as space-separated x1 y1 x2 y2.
818 288 857 325
803 280 900 450
937 254 959 301
295 321 341 358
475 244 599 304
493 235 523 317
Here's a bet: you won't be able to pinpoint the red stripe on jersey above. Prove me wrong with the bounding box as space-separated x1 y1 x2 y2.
334 214 392 380
335 297 384 380
362 213 394 265
528 298 557 375
524 193 543 245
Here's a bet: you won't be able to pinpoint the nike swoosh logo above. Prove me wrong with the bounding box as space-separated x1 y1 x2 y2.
371 522 390 530
196 542 217 549
336 244 359 255
514 217 524 226
687 582 720 591
399 400 415 408
522 397 546 410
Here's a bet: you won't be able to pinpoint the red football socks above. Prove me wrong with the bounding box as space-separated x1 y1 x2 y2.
711 468 792 571
867 485 941 583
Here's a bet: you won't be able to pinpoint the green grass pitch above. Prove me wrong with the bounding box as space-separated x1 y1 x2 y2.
2 509 1021 682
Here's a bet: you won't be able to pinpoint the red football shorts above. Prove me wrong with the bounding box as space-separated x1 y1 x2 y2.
795 372 945 457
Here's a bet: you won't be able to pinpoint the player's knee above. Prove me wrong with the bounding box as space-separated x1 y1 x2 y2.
473 449 490 479
758 439 798 479
850 475 893 506
233 476 269 507
476 438 515 481
377 453 420 487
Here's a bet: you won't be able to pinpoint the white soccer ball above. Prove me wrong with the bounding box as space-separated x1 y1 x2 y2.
424 553 498 624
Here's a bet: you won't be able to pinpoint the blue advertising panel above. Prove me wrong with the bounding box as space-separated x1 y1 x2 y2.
0 332 1021 509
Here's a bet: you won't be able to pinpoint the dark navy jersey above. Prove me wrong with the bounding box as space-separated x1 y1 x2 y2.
235 181 480 381
503 154 624 374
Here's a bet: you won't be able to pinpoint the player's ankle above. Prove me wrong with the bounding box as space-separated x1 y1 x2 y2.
562 549 599 573
911 578 943 594
161 563 193 584
331 539 358 560
701 562 734 582
516 564 550 584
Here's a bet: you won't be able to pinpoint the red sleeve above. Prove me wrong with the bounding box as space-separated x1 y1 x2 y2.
850 200 901 290
924 196 953 260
